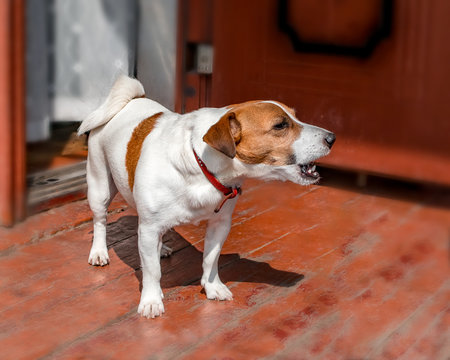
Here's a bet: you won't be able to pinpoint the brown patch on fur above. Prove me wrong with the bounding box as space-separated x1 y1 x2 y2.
227 100 297 118
126 112 163 190
223 102 302 165
203 112 241 158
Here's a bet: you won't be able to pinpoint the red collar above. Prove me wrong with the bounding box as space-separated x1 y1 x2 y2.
193 149 241 213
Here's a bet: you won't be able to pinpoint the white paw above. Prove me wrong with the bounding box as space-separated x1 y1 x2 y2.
160 244 173 258
138 296 165 319
88 247 110 266
204 281 233 301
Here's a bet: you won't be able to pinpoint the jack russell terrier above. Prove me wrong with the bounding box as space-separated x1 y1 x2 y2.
79 76 335 318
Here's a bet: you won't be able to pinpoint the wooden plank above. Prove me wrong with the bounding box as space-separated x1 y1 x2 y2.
0 179 449 359
46 191 449 359
0 194 129 253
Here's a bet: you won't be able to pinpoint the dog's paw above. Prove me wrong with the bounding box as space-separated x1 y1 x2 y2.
204 281 233 301
138 297 165 319
160 244 173 258
88 248 110 266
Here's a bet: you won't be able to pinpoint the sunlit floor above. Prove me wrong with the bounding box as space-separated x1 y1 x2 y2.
1 170 449 359
26 122 87 174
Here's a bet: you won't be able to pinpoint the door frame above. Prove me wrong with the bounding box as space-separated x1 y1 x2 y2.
0 0 26 226
175 0 213 114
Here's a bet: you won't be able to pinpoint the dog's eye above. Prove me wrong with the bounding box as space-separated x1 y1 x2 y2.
273 119 289 130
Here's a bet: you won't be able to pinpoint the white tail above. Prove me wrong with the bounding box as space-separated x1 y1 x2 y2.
77 76 145 135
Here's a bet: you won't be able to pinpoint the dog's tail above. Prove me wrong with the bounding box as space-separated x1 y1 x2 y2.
77 75 145 136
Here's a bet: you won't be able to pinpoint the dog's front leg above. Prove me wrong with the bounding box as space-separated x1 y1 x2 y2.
137 223 165 318
201 200 237 301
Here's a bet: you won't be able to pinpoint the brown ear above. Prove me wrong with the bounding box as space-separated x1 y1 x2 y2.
203 112 241 158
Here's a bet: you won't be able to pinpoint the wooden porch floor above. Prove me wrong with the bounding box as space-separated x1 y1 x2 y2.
1 169 449 359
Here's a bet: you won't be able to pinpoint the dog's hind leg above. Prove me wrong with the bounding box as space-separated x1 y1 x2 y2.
201 199 237 301
86 141 118 266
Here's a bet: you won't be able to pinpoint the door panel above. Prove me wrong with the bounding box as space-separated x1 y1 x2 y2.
209 0 450 185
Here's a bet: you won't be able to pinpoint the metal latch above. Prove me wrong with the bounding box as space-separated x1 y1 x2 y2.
196 44 213 74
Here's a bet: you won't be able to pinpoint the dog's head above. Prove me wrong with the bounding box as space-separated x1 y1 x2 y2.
203 101 335 185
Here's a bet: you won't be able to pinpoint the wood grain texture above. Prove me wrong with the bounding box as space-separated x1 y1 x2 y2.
209 0 450 185
0 174 449 359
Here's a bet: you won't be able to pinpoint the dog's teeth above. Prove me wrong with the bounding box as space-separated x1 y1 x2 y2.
311 165 316 171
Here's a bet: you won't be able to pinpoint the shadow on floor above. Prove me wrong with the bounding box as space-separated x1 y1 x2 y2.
318 166 450 209
106 215 304 293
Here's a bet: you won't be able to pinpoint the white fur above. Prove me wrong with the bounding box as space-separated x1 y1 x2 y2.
81 76 333 318
77 75 145 136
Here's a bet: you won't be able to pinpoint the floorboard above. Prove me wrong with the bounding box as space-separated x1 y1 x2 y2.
1 174 449 359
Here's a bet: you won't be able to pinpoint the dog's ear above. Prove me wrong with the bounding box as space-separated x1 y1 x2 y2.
203 112 241 158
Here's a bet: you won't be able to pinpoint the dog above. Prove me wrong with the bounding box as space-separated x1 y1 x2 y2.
79 76 335 318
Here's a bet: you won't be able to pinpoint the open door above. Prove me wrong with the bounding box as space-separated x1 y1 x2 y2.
178 0 450 186
25 0 138 213
1 0 178 225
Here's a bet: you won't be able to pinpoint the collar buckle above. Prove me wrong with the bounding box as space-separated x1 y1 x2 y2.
214 186 242 213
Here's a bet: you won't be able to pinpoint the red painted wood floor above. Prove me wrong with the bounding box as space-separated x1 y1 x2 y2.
1 170 449 359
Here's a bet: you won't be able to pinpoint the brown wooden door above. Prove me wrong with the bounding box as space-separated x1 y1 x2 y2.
202 0 450 185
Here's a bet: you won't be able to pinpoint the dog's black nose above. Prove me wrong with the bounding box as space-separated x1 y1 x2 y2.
324 132 336 148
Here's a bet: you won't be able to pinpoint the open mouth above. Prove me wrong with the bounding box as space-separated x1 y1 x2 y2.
299 163 320 180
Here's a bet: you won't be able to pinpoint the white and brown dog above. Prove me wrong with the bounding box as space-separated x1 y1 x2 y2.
79 76 335 318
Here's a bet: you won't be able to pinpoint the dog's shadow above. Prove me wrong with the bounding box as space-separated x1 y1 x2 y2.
106 215 304 292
